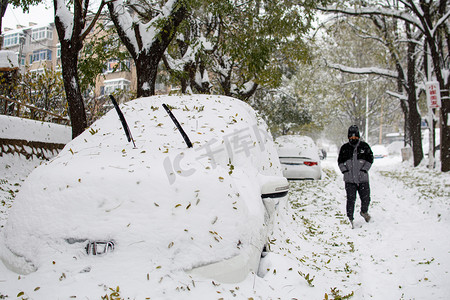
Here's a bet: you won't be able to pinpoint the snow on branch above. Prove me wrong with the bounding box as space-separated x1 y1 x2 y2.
109 0 141 54
431 10 450 37
54 0 74 41
386 90 407 101
109 0 179 54
320 5 424 32
139 0 177 50
326 61 398 79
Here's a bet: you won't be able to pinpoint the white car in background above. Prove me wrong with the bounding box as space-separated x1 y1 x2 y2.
275 135 322 180
0 94 288 284
372 144 389 159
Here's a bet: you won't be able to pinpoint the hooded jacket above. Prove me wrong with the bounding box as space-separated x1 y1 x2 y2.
338 140 374 183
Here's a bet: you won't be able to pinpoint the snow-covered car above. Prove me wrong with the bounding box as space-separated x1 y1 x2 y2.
372 144 389 159
0 95 288 283
387 141 404 156
275 135 322 180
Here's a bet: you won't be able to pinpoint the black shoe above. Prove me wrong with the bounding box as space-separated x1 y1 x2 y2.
360 211 371 223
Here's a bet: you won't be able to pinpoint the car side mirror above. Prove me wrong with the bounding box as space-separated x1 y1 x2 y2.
261 177 289 199
260 176 289 219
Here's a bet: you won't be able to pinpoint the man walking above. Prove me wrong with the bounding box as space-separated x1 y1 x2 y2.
338 125 374 228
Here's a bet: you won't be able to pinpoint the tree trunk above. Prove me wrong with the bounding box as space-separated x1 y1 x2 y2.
59 46 87 138
427 32 449 171
440 88 450 171
135 52 159 97
408 95 423 166
406 25 423 166
54 0 88 139
399 99 409 146
417 0 449 171
0 0 7 49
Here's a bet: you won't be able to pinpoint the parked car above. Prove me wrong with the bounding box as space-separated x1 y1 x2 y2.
275 135 322 180
0 94 288 284
372 144 389 159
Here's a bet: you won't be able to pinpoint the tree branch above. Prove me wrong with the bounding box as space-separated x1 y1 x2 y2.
318 5 424 32
325 60 398 79
80 0 110 41
386 90 408 101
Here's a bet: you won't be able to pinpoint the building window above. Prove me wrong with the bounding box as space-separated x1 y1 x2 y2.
56 44 61 58
3 33 23 47
30 68 45 75
103 59 131 73
31 27 53 41
31 49 52 63
104 79 130 95
20 54 26 66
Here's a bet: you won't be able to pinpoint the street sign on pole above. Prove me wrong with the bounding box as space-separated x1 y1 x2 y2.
425 81 441 109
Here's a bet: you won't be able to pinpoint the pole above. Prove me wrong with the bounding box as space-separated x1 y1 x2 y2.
366 79 369 143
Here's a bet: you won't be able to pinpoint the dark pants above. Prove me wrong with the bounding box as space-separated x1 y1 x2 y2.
345 182 371 221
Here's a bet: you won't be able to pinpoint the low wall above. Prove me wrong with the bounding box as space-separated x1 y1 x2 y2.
0 138 65 160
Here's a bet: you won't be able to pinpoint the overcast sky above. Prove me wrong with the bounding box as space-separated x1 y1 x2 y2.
2 1 54 31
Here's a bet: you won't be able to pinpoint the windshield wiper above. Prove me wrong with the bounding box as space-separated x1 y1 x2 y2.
162 103 193 148
109 95 136 148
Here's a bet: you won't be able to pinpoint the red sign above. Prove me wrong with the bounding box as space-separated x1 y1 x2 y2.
425 81 441 109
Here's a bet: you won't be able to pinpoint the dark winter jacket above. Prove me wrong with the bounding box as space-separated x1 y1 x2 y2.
338 140 374 183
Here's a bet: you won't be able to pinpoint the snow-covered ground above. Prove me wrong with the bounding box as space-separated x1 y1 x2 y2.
1 150 449 299
1 111 449 299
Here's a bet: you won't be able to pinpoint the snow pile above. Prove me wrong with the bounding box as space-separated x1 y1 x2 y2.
0 50 19 70
0 95 283 294
261 156 450 299
0 115 71 144
0 155 43 231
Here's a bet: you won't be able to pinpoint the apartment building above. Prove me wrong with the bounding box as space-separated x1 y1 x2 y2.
2 23 57 73
1 22 144 98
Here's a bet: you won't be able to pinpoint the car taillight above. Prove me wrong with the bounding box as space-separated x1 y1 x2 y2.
304 161 318 166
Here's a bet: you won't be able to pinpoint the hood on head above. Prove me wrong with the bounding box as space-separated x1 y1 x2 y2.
348 125 360 138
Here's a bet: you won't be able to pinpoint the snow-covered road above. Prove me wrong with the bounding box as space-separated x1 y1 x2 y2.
262 156 450 299
352 160 450 300
1 154 449 299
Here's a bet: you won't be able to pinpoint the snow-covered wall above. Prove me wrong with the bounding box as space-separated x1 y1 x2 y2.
0 115 71 143
0 115 72 159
